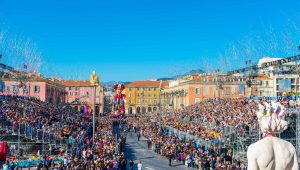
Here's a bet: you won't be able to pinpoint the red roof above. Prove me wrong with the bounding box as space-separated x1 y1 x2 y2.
61 80 93 87
127 81 169 88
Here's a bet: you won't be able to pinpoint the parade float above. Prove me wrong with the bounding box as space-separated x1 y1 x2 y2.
247 102 298 170
112 83 126 116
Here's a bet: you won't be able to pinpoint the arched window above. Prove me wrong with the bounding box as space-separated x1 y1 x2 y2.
148 107 152 112
142 107 146 113
137 107 141 114
129 107 133 114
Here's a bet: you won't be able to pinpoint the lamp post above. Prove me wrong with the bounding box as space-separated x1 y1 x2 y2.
90 70 100 147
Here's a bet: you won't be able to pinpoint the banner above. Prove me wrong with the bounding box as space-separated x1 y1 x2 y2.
0 141 7 161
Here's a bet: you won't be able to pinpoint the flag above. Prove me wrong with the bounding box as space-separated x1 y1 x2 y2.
23 64 28 69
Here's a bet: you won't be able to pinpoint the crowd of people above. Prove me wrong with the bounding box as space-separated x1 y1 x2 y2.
0 95 128 169
129 114 248 169
128 97 298 169
1 95 298 169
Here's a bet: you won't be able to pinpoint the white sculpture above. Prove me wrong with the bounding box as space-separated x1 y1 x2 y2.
247 102 298 170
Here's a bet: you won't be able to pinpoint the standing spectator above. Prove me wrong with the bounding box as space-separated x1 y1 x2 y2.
129 160 134 170
137 132 141 141
138 160 143 170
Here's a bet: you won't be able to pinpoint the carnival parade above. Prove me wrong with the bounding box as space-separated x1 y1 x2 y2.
1 0 300 169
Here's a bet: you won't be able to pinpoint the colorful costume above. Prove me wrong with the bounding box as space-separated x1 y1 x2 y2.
112 84 125 115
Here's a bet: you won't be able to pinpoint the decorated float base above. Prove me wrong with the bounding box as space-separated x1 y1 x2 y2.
247 102 299 170
247 136 298 170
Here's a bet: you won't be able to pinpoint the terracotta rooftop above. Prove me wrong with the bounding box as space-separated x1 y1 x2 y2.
127 81 169 88
61 80 93 87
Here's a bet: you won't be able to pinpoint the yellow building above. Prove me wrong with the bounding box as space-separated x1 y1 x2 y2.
125 80 169 114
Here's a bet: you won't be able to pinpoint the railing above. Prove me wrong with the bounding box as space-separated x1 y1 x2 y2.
0 115 69 154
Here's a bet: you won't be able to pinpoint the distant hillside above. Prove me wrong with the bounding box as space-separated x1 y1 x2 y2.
157 78 174 81
158 69 205 80
174 69 204 78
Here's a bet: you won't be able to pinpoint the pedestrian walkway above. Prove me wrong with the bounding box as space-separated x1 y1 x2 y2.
124 131 190 170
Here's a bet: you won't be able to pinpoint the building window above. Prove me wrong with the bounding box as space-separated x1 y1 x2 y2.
214 87 218 95
148 94 151 97
260 90 264 96
266 81 269 87
69 92 73 96
205 87 209 95
137 93 140 97
69 87 72 90
222 88 226 95
129 99 131 104
148 88 151 91
204 77 208 82
195 88 200 94
75 87 79 91
75 92 78 96
86 91 89 97
231 87 235 95
137 88 140 91
129 88 132 91
12 85 19 93
154 100 157 104
23 85 29 93
195 98 200 103
276 78 281 84
142 99 144 104
129 93 132 97
34 86 40 93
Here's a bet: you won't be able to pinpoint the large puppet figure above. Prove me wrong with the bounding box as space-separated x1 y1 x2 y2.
247 102 298 170
112 83 126 116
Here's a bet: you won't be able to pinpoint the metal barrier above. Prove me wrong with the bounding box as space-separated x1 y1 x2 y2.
0 114 72 155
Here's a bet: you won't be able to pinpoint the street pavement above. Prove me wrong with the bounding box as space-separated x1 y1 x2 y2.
124 131 190 170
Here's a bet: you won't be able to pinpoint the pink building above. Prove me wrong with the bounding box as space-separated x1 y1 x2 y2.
0 73 66 105
61 80 104 115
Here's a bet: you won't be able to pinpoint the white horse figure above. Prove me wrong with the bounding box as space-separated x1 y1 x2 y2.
247 102 298 170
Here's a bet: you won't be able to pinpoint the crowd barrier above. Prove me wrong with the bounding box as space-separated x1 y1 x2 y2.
0 115 68 150
8 158 63 168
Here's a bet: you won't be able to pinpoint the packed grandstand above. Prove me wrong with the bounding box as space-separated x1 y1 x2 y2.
0 94 299 169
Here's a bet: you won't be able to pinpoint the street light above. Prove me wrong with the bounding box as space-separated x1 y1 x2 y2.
89 70 100 147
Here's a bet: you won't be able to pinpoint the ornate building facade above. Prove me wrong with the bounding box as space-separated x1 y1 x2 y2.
125 81 169 114
61 80 104 115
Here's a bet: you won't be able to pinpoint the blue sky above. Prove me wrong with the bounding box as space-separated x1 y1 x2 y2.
0 0 300 81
